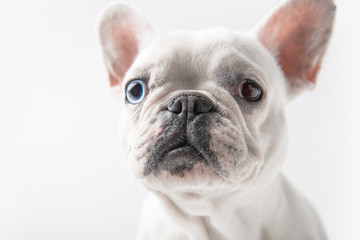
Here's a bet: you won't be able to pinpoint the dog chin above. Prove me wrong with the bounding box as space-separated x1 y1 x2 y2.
132 152 262 194
142 162 231 192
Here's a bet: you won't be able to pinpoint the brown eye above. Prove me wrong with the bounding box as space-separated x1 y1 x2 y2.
237 80 262 101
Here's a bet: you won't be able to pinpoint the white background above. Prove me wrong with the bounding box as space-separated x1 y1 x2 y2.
0 0 359 239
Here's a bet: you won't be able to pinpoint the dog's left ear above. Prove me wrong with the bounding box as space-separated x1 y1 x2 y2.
98 3 153 87
257 0 336 98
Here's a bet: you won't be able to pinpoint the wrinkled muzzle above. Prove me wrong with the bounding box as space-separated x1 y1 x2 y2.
144 93 228 177
129 91 263 185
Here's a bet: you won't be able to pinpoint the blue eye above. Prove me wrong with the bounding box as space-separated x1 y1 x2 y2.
125 79 147 104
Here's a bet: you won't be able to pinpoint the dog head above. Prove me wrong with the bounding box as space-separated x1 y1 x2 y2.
98 0 335 195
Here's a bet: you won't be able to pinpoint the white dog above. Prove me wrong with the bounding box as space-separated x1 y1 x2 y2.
98 0 336 239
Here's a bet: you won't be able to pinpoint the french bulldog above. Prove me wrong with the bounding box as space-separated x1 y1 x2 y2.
98 0 336 239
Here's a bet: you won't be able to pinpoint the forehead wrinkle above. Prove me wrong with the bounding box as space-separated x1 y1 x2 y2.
125 64 153 82
213 47 268 88
150 48 208 90
126 61 168 92
129 31 258 91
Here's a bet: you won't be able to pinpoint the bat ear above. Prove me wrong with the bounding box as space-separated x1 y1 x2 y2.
98 3 153 87
256 0 336 98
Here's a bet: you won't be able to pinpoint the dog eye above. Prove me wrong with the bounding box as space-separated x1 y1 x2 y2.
237 80 262 101
125 79 148 104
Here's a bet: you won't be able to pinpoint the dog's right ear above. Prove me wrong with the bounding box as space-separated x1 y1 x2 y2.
256 0 336 98
98 3 153 87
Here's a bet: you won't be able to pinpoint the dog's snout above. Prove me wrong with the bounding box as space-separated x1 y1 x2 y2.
167 95 213 116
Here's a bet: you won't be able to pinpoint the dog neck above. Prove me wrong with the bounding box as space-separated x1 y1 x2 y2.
152 174 290 239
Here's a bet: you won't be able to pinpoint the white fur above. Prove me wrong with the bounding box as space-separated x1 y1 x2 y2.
130 30 325 240
98 1 335 239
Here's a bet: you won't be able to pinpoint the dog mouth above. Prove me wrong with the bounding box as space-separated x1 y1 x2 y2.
143 124 228 177
165 141 205 159
143 136 207 176
142 97 229 177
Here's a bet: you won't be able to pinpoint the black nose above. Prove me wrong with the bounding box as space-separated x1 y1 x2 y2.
167 94 213 117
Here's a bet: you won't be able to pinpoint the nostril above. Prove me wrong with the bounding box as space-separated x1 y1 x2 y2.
166 94 214 116
194 101 212 114
193 99 213 114
167 98 183 114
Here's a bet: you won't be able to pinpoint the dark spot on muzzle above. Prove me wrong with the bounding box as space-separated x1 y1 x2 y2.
143 94 228 177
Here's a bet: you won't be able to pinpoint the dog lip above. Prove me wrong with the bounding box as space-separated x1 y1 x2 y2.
164 141 205 160
158 140 229 178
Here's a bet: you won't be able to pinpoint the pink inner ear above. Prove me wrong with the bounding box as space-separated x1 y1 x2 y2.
259 0 335 85
110 26 139 86
99 3 153 88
